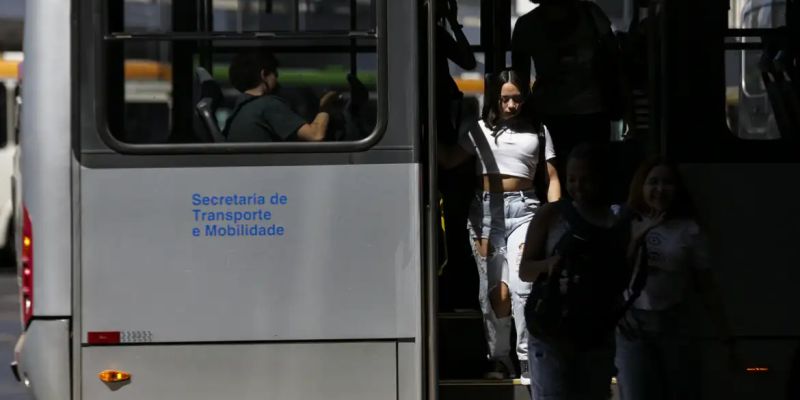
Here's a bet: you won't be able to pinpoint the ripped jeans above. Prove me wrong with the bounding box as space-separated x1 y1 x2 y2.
467 190 539 363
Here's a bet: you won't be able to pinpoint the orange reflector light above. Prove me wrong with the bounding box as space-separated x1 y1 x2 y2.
745 367 770 374
98 370 131 383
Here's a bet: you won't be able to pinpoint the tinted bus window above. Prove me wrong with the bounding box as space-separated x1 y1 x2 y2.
105 0 380 147
121 0 376 33
725 0 786 139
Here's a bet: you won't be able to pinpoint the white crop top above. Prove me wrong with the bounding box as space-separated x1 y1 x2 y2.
458 120 556 180
631 218 711 311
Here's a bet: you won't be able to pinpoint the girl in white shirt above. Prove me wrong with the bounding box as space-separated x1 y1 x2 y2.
616 158 734 400
439 69 561 383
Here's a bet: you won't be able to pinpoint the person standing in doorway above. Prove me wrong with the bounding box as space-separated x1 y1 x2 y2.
512 0 626 184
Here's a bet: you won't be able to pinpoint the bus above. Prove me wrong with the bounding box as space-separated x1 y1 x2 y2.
10 1 800 400
0 54 21 261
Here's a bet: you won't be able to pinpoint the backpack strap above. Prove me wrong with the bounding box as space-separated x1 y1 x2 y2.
555 200 597 240
534 123 550 201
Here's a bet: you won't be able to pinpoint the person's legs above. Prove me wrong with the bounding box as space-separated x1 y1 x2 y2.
468 195 512 376
575 341 616 400
528 337 570 400
615 331 656 400
507 218 533 382
657 312 700 400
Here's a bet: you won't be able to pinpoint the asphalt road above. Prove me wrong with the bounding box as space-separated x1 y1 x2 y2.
0 268 31 400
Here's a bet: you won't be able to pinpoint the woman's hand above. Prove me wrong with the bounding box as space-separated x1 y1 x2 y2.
519 254 561 282
631 212 665 241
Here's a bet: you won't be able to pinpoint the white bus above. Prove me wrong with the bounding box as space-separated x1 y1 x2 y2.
0 55 21 260
10 0 800 400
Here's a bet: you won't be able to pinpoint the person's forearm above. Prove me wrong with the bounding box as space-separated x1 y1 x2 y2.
519 257 555 282
311 112 330 139
546 164 561 202
448 22 476 69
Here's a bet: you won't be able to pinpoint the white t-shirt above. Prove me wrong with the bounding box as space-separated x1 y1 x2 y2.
632 218 710 311
458 120 556 180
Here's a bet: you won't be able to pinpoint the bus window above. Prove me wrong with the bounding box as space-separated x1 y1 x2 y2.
121 0 377 33
729 0 787 29
725 0 786 140
104 0 381 147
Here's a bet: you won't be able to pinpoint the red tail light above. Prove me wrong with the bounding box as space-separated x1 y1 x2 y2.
21 206 33 327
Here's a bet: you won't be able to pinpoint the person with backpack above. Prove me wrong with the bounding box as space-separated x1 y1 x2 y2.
511 0 627 185
439 69 561 383
615 157 735 400
519 142 629 399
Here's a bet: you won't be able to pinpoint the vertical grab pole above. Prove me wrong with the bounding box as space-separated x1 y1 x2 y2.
426 1 439 400
350 0 358 77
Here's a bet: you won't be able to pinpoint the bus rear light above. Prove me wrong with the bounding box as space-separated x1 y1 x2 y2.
20 206 33 327
98 370 131 383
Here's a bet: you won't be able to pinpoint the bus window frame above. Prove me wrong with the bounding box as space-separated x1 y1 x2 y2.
95 0 388 155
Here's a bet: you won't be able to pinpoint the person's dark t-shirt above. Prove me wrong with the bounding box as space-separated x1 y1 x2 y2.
225 94 307 142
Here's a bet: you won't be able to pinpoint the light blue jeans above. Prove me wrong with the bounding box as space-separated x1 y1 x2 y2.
467 190 539 364
615 307 700 400
528 335 616 400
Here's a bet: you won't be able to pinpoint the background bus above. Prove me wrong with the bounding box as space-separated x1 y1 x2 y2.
0 53 21 262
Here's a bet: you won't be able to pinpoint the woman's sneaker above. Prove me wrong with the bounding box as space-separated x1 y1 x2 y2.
519 361 531 385
483 358 514 380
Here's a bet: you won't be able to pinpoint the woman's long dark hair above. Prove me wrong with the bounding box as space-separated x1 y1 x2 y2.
481 69 530 130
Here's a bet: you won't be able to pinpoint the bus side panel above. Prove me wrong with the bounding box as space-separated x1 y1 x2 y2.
81 342 398 400
398 342 422 400
80 163 421 342
683 163 800 399
20 0 72 317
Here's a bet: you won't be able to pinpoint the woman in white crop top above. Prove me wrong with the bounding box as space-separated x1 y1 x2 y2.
616 158 734 400
439 69 561 382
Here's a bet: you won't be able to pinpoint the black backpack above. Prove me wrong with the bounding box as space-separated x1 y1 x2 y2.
525 200 631 347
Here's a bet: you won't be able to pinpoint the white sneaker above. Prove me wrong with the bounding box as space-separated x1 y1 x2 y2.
483 358 513 380
519 360 531 385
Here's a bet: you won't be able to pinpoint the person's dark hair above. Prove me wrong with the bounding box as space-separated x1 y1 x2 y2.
481 69 529 129
627 156 694 218
229 49 279 93
567 141 613 203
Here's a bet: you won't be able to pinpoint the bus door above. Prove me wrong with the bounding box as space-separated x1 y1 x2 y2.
432 1 649 398
74 1 424 400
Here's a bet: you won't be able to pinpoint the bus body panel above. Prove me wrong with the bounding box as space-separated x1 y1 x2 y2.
683 163 800 337
14 319 70 400
81 342 400 400
398 341 422 400
683 163 800 399
20 0 72 317
80 163 421 342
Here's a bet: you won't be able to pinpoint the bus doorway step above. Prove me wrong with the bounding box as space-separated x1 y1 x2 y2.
439 379 531 400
